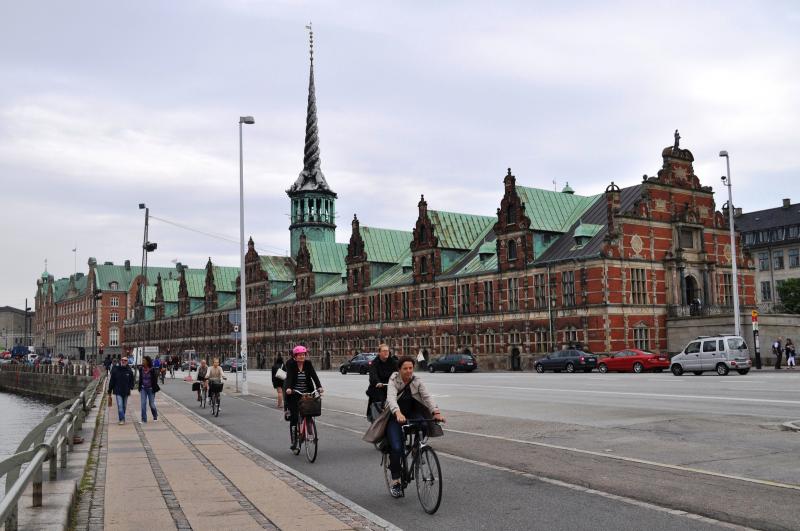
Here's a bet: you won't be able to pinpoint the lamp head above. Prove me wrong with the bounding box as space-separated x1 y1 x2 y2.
239 116 255 125
719 150 728 158
139 203 146 209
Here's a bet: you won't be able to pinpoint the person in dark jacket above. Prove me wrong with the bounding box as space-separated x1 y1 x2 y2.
138 356 160 422
271 355 285 409
283 346 323 453
366 344 397 421
103 355 112 374
108 356 135 424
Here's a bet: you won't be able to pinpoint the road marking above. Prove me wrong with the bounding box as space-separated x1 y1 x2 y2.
243 394 800 492
428 383 800 405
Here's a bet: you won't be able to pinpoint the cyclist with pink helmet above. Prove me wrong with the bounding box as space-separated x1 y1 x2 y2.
284 345 323 453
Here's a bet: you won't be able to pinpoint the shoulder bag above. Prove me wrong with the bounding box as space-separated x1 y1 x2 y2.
362 379 412 444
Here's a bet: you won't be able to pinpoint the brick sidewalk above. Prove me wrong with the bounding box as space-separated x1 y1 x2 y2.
83 390 391 531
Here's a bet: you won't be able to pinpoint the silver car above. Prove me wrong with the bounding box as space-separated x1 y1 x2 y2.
670 335 752 376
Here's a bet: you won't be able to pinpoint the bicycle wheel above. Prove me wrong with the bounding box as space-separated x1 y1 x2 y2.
213 395 220 417
382 453 394 495
304 417 318 463
201 388 207 408
415 446 442 514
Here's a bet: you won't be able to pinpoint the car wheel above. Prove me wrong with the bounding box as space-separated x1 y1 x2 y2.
598 363 608 373
671 364 683 376
340 366 347 375
737 369 750 375
692 371 703 376
716 363 729 376
360 366 368 375
565 363 575 373
534 364 544 373
633 362 644 374
429 365 435 373
449 366 456 373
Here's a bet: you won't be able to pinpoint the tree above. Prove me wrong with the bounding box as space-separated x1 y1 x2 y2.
777 278 800 313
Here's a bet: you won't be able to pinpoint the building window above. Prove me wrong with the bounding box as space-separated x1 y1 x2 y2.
420 256 428 275
507 239 518 262
562 271 575 307
720 273 733 306
110 297 119 307
744 232 756 246
383 294 391 321
483 281 494 313
109 327 119 347
758 252 770 271
631 268 647 305
506 206 516 225
761 281 772 301
534 273 547 309
485 331 496 353
563 326 578 346
633 326 650 351
773 250 784 270
679 228 694 249
789 248 799 268
402 292 410 319
420 289 429 318
789 226 799 239
339 300 345 324
109 281 118 290
439 286 449 316
460 284 470 315
507 277 519 311
369 296 376 321
110 312 118 323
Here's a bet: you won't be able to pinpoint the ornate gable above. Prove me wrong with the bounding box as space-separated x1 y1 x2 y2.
494 168 534 271
345 215 370 293
656 130 703 190
177 265 189 316
204 258 218 311
410 195 441 283
295 232 315 299
154 273 165 320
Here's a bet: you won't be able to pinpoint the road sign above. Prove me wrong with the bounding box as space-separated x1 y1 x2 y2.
230 332 241 341
228 310 241 325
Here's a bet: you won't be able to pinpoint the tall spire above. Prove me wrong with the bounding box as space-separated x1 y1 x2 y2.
289 23 332 193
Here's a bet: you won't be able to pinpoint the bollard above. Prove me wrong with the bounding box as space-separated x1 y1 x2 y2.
49 443 57 481
33 462 43 507
61 433 68 468
5 505 18 531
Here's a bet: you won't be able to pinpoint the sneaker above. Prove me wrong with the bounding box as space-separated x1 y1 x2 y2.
153 417 158 422
390 483 403 498
118 421 124 425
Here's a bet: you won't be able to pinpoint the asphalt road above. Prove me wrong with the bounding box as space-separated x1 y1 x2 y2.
161 368 800 530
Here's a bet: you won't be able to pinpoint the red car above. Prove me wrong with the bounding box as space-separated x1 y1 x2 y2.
598 349 670 373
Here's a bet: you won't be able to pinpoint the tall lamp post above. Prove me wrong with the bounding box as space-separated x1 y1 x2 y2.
238 116 255 395
138 203 157 363
719 151 741 338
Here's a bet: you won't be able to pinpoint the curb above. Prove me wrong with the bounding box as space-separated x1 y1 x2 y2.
163 393 401 531
780 420 800 432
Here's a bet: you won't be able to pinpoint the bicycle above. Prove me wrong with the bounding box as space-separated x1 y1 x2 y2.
209 380 223 417
199 381 207 409
381 419 443 514
291 389 321 463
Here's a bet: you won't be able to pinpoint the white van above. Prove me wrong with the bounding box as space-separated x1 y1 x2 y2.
670 335 752 376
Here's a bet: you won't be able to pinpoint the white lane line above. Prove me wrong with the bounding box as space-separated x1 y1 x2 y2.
438 452 755 531
428 383 800 405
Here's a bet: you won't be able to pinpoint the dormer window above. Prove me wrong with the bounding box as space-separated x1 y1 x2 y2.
507 240 518 261
109 281 118 290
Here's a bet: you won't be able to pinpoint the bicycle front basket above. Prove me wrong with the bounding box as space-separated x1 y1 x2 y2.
299 395 322 417
209 381 224 394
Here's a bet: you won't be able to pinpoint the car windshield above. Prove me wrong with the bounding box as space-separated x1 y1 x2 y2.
727 338 747 350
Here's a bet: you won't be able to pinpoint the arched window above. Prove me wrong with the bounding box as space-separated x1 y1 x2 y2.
507 239 518 261
420 256 428 274
353 269 360 287
506 206 516 225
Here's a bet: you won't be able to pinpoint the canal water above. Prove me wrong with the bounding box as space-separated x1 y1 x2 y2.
0 391 54 492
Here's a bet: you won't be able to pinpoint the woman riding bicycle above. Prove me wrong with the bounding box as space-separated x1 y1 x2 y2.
284 345 323 453
385 356 445 498
207 358 226 402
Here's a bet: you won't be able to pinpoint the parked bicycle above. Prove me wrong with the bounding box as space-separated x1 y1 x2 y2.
381 419 443 514
292 389 321 462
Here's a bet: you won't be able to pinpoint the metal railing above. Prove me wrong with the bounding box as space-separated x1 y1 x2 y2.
666 304 738 318
0 376 104 530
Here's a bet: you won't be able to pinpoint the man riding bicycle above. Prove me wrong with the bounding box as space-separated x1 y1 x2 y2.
385 356 445 498
284 345 323 454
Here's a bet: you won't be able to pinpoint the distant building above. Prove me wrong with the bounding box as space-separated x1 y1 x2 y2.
0 306 33 350
122 38 756 369
736 198 800 308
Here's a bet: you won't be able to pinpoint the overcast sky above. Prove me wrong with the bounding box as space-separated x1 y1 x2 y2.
1 0 798 309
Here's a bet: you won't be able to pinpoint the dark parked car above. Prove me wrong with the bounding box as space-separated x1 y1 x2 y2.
428 353 477 373
339 353 377 374
222 357 241 372
534 350 598 373
180 360 198 371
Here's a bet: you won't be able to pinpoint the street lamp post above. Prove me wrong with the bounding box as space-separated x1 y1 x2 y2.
138 203 157 365
238 116 255 395
720 151 741 338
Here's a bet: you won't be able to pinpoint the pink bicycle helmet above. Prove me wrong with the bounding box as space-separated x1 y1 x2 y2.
292 345 308 357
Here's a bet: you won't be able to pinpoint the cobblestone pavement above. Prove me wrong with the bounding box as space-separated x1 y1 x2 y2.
77 390 393 531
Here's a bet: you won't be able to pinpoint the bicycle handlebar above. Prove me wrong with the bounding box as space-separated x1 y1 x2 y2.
292 389 321 398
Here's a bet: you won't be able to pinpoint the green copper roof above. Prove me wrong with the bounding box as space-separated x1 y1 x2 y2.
315 276 348 296
515 186 599 233
306 241 348 274
574 223 603 239
260 256 294 282
361 226 413 264
429 210 496 250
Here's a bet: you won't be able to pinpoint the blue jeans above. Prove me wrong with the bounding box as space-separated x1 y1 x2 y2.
386 415 425 480
115 394 128 422
140 388 157 422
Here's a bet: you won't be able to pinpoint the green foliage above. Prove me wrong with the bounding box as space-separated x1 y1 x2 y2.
777 278 800 313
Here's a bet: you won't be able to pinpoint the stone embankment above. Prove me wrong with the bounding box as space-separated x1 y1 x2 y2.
0 364 96 401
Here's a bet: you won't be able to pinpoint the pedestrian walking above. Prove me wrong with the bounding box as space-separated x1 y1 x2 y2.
103 354 112 375
773 337 784 370
271 354 286 409
138 355 160 422
108 356 135 425
786 339 796 369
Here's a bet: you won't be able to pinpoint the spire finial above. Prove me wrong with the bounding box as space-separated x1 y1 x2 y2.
674 129 680 149
306 22 313 67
